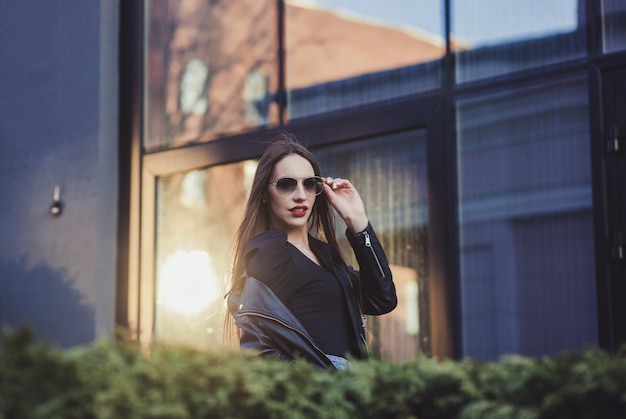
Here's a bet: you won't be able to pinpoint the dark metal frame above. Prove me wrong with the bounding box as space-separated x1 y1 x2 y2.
587 0 626 352
589 53 626 351
117 0 144 342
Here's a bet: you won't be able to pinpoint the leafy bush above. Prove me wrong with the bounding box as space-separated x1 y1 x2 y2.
1 327 625 418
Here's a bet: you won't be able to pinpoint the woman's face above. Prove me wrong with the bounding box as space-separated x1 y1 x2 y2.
266 153 318 233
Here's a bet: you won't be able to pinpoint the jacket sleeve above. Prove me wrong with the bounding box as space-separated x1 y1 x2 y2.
238 318 332 368
346 222 397 315
239 321 297 363
226 290 289 361
229 277 334 369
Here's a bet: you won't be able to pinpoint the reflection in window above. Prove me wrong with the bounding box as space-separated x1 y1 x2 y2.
286 0 443 119
243 64 272 126
602 0 626 53
451 0 585 83
179 59 209 116
144 0 278 151
456 76 597 360
314 130 429 361
155 161 256 349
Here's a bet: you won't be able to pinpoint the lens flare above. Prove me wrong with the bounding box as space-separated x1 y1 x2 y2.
156 250 221 316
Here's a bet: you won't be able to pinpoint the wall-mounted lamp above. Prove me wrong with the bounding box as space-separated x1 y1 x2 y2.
50 185 63 216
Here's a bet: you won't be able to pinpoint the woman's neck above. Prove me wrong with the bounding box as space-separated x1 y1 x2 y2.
286 230 310 247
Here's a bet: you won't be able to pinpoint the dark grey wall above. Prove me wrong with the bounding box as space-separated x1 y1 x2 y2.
0 0 119 347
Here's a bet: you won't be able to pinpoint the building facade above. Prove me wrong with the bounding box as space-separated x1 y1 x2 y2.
1 0 625 361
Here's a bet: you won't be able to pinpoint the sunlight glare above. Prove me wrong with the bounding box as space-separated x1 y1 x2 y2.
157 250 221 316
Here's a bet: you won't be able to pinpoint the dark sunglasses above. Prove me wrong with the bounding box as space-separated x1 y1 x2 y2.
269 176 324 196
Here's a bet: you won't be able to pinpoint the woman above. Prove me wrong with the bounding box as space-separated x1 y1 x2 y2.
226 132 397 369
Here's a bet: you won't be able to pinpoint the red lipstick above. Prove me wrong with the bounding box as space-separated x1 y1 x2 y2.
290 206 308 217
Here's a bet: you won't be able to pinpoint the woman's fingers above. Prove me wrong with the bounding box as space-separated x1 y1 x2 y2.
323 177 347 190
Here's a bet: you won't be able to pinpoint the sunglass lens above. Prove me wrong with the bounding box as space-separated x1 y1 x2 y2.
304 177 323 195
276 178 297 194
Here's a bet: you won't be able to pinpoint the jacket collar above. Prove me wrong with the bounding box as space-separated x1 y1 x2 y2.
308 235 338 273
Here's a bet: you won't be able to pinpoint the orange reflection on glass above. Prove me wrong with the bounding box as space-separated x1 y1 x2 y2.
377 265 420 362
145 0 279 150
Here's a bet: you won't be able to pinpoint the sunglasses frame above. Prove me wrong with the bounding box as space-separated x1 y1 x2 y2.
269 176 324 196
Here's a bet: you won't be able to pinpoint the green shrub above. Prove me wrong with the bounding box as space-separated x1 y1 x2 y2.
1 327 625 418
459 349 626 419
0 327 88 419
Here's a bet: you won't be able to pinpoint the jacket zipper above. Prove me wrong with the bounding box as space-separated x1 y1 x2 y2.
364 231 386 278
240 311 334 364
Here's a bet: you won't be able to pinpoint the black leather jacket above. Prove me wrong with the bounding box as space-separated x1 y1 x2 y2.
228 223 397 368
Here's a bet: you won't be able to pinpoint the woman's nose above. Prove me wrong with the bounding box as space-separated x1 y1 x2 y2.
293 182 307 199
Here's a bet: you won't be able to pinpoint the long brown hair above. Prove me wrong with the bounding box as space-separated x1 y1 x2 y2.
223 131 348 343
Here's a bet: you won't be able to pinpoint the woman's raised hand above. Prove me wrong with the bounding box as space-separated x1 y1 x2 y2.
322 177 369 234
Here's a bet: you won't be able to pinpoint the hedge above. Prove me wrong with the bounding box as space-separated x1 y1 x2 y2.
1 327 626 418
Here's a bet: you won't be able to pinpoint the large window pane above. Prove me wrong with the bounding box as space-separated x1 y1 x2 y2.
154 161 255 349
452 0 585 83
456 76 597 360
314 130 429 361
145 0 278 151
286 0 443 119
602 0 626 53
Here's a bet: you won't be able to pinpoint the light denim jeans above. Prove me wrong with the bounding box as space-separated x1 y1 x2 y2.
326 354 349 370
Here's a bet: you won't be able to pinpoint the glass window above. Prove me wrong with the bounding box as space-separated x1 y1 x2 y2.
154 161 256 349
314 130 429 361
456 76 598 360
144 0 279 151
602 0 626 53
451 0 585 83
286 0 443 119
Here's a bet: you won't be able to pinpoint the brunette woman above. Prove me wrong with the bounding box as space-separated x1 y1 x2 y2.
226 132 396 369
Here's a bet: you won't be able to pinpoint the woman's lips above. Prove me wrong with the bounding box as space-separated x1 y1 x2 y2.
290 206 308 217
